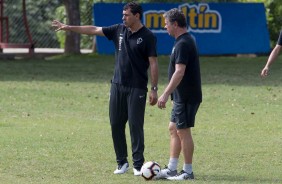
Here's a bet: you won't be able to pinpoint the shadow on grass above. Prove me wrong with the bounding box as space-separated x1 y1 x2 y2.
0 54 115 83
1 54 282 86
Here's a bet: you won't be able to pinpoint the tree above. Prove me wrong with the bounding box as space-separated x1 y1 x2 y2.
63 0 81 54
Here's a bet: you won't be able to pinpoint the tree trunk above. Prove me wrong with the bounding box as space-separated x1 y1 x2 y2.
63 0 81 54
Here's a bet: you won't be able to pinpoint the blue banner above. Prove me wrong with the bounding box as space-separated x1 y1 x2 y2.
93 3 270 55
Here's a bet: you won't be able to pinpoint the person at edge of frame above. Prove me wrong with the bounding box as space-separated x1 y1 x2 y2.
261 29 282 77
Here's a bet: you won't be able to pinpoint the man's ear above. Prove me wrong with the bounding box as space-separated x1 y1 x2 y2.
135 13 140 19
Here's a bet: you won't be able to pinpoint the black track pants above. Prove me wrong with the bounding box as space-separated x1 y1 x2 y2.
109 83 147 169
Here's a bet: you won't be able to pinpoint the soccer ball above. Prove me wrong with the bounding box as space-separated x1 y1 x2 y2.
141 161 161 180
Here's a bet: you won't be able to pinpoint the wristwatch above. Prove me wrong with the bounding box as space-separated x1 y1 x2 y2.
151 86 158 91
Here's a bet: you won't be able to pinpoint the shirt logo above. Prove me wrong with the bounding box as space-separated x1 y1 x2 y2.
171 47 175 54
137 37 143 44
119 34 123 51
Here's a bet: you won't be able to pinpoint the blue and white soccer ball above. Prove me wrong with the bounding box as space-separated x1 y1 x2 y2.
141 161 161 180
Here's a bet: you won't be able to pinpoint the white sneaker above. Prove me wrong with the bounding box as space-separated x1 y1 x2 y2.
133 168 141 176
167 170 194 180
155 166 177 179
113 163 129 174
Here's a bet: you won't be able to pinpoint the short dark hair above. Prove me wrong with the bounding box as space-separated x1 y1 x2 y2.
123 1 143 20
163 8 187 28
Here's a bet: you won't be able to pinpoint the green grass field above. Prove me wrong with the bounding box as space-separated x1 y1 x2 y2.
0 55 281 184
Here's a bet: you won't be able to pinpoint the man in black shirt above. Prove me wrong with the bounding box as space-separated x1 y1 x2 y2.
261 30 282 77
157 8 202 180
52 2 158 176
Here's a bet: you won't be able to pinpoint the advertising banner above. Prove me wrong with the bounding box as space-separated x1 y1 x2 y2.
93 3 270 55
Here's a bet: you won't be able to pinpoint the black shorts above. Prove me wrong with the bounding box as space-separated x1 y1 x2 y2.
170 102 200 129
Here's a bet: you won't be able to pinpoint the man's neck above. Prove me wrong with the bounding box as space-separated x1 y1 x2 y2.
175 28 187 39
130 22 143 33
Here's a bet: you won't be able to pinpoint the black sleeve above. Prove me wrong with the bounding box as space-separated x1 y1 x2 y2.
277 30 282 45
102 24 119 41
145 33 157 57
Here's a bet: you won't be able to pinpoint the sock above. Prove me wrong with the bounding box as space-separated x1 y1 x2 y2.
167 158 178 171
183 164 193 174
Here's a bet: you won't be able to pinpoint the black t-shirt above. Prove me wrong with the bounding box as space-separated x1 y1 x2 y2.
168 33 202 103
102 24 157 90
277 30 282 45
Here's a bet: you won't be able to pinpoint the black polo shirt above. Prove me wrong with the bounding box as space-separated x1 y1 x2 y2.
102 24 157 90
168 33 202 103
277 30 282 45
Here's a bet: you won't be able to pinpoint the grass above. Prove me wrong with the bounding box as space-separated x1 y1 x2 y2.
0 54 281 184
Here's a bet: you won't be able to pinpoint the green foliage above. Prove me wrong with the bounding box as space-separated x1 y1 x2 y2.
55 5 67 48
27 0 61 47
54 0 95 49
265 0 282 47
5 0 62 47
6 1 25 43
80 0 95 49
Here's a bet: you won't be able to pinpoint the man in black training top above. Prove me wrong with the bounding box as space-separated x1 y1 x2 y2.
157 8 202 180
52 1 158 176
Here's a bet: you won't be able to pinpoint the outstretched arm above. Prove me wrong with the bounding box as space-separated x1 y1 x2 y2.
51 20 104 36
261 44 282 78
